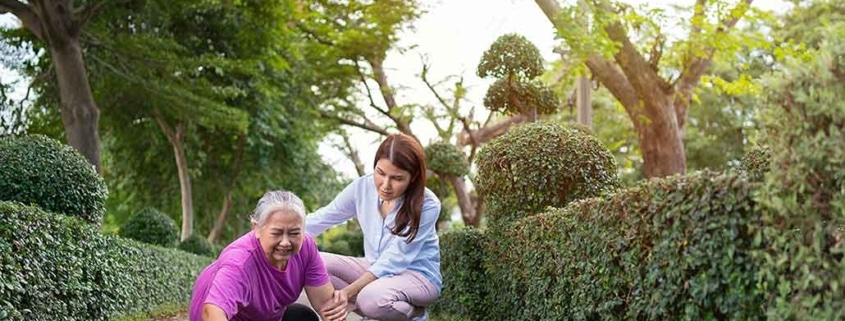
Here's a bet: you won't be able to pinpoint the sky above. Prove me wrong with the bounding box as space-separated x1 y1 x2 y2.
0 0 790 180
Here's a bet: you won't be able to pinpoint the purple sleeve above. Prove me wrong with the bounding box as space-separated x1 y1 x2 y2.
303 236 330 287
204 264 249 318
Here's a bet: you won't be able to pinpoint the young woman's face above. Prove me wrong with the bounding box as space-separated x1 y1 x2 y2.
254 210 303 269
374 158 412 202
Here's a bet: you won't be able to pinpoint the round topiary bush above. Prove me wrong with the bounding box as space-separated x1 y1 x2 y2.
425 142 469 177
476 122 619 227
0 134 107 225
119 207 179 247
178 234 214 257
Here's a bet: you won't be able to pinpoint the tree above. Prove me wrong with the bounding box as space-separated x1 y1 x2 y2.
534 0 767 177
0 0 107 171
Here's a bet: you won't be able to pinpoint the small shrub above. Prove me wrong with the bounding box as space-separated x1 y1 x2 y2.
425 142 469 177
0 134 107 224
119 207 179 248
0 201 211 320
179 234 214 257
431 228 491 321
476 121 619 228
318 230 365 258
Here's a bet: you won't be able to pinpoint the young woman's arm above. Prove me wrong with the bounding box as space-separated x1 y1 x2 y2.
304 283 347 321
304 179 360 237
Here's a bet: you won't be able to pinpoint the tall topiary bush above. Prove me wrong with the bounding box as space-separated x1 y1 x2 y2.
0 134 107 225
754 24 845 320
475 121 619 228
119 207 179 248
432 228 491 321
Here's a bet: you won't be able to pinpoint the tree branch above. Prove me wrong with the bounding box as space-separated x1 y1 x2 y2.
457 114 524 146
674 0 753 129
74 0 108 28
319 109 390 136
0 0 44 40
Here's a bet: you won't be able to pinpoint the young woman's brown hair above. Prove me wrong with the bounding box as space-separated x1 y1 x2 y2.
373 133 426 243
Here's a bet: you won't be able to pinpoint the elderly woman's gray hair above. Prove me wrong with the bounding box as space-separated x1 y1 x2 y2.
250 190 307 226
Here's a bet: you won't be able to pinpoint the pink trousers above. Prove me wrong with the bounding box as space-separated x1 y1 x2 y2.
320 252 438 321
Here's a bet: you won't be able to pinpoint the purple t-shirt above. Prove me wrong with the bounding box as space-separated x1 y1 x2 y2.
189 231 329 321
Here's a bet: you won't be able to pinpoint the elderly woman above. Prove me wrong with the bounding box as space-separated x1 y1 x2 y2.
189 191 347 321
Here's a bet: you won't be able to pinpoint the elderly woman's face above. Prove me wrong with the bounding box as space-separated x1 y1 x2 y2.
254 209 303 269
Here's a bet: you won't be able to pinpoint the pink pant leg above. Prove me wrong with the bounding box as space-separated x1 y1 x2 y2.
355 270 439 321
320 252 370 311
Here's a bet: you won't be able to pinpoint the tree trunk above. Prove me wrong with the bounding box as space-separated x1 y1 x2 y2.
156 116 194 241
444 174 479 227
207 134 246 244
637 100 687 177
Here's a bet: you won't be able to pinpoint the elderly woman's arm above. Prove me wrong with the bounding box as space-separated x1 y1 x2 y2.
305 283 347 321
202 304 228 321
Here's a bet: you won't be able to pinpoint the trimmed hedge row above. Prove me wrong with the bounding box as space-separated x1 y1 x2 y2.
0 135 108 225
431 228 490 321
0 201 212 320
495 171 764 320
119 207 180 248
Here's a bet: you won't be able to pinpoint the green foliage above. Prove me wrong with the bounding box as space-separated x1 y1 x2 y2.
178 234 214 257
431 228 490 321
0 201 212 320
425 141 469 177
477 33 544 80
739 145 770 181
475 122 619 227
119 207 179 248
754 23 845 320
489 171 763 320
317 229 365 258
482 79 559 116
478 34 559 117
0 134 107 225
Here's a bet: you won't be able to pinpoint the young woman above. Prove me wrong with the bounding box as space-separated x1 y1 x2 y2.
189 191 347 321
305 133 442 321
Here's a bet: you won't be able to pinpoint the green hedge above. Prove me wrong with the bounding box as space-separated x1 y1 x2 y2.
318 230 365 258
0 135 108 225
0 201 212 320
754 23 845 320
490 171 764 320
431 228 490 321
476 121 619 228
119 207 179 248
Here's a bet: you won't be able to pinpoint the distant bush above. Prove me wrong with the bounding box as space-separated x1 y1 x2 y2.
179 234 214 257
432 228 491 320
119 208 179 248
476 122 619 228
318 229 364 258
0 134 107 225
425 142 469 177
0 201 211 320
492 171 764 320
